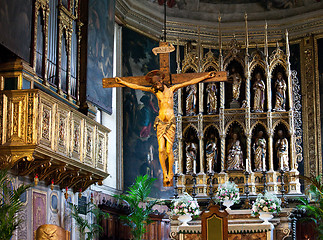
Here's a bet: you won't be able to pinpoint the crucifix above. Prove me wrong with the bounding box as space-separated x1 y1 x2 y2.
103 41 228 187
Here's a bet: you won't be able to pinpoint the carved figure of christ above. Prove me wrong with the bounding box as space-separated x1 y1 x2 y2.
102 42 228 187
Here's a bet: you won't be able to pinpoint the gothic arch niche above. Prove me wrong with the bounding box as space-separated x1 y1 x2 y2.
271 64 289 111
251 123 268 171
204 125 220 173
183 67 199 116
273 122 290 171
204 66 219 115
251 65 267 113
225 60 245 109
183 126 199 174
225 121 246 171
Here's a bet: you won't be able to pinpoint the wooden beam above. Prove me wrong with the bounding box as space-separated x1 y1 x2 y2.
102 71 228 88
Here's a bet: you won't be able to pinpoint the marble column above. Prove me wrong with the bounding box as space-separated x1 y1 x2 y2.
268 131 274 171
246 134 251 167
220 134 226 172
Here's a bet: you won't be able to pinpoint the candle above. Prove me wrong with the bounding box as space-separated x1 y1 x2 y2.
193 160 196 174
245 158 248 172
263 159 266 171
209 160 212 173
175 161 178 174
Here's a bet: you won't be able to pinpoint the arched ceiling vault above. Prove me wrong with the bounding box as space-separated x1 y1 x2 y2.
116 0 323 45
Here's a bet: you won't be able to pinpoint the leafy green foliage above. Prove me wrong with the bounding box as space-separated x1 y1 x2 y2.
297 175 323 239
68 201 109 240
114 175 163 240
0 169 31 240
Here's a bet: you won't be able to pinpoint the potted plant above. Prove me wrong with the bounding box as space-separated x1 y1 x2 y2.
114 175 162 240
215 181 240 210
170 192 200 226
0 169 31 240
251 191 281 224
297 175 323 238
69 201 109 240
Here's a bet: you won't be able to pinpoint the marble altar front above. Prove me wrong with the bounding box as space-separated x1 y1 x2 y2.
170 209 292 240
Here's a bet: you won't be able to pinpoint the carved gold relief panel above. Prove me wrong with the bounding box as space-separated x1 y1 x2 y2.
96 129 107 171
84 121 95 165
6 95 27 144
70 114 82 160
39 100 54 148
56 109 69 155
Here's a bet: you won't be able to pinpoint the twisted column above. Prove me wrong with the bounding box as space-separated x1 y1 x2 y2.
220 134 226 172
268 131 274 171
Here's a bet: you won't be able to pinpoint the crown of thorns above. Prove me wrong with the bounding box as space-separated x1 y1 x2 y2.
145 70 165 83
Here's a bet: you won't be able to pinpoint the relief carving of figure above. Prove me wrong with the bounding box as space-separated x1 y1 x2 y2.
276 130 289 171
185 135 198 174
229 67 243 102
227 133 244 171
186 84 197 116
253 131 267 171
206 83 218 114
206 134 217 173
274 72 287 111
252 73 266 112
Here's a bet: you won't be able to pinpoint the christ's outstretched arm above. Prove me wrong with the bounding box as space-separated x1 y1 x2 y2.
116 77 154 93
171 71 216 92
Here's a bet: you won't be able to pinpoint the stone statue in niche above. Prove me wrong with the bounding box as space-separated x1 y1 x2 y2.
274 72 287 111
253 131 267 171
185 135 198 173
205 134 218 173
228 67 243 107
276 130 289 171
186 84 197 116
206 83 218 114
252 72 266 112
227 133 244 170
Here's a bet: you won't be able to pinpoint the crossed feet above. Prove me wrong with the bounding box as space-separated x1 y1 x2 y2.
163 172 174 187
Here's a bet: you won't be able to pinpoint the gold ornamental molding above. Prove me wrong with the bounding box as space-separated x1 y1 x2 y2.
0 89 110 191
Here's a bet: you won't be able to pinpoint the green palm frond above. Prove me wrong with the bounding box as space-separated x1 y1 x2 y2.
114 175 162 240
68 201 109 240
297 175 323 238
0 169 31 240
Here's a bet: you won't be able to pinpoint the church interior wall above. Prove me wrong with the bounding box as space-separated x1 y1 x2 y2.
0 0 322 239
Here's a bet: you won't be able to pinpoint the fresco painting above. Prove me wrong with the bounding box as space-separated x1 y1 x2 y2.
122 27 175 199
0 0 32 62
86 0 115 113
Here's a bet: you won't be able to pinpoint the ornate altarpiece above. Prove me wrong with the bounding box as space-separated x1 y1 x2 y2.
174 29 303 199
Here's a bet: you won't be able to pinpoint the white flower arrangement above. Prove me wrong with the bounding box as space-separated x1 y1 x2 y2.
215 181 240 204
170 192 200 216
251 192 281 216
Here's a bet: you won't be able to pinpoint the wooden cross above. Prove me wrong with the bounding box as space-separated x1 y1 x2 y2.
102 41 228 187
103 42 227 88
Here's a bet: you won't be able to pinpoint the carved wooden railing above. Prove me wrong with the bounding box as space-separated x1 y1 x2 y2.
0 89 110 191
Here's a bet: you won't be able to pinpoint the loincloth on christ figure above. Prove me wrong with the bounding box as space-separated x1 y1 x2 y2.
154 116 176 144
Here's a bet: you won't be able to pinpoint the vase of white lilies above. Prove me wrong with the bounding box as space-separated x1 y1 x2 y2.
252 192 281 224
171 192 200 226
215 181 240 211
